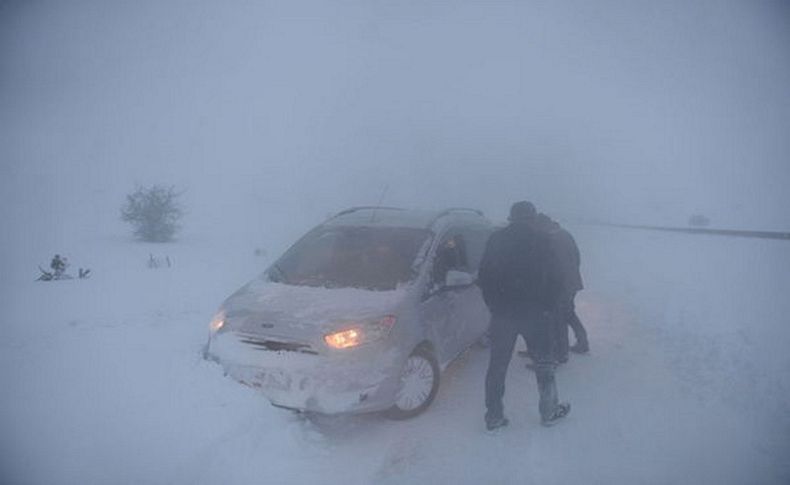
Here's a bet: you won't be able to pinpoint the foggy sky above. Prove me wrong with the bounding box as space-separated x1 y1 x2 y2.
1 0 789 250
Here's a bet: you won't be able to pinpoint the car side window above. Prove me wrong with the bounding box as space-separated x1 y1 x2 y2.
431 230 469 286
460 226 492 273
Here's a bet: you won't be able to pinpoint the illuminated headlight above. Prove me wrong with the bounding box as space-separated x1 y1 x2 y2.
324 315 396 350
209 312 226 333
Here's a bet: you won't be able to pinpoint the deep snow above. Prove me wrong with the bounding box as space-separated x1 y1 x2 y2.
2 2 790 483
1 220 788 485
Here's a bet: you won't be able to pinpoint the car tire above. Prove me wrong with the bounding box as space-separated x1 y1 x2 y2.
385 346 440 420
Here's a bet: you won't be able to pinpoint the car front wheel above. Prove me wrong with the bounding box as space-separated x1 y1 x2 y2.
385 346 440 420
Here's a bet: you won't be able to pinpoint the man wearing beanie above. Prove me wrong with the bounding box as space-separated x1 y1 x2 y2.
478 201 570 431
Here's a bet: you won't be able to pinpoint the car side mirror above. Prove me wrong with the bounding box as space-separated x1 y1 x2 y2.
444 270 475 288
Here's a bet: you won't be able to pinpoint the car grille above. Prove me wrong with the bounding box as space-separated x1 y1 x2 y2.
237 334 319 355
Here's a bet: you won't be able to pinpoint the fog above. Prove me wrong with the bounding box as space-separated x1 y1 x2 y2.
1 1 789 484
4 1 789 239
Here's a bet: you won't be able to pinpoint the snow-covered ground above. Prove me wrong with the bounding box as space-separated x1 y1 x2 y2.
1 216 788 485
3 1 789 483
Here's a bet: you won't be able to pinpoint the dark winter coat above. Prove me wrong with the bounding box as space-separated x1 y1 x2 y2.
547 226 583 293
477 220 561 316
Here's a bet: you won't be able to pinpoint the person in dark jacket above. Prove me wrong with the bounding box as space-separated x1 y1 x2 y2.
536 214 589 359
478 201 571 431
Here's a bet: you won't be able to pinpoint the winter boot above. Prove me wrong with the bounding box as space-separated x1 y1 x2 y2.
541 402 570 427
485 416 510 432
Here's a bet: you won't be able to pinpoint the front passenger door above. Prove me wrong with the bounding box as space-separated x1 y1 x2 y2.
422 229 473 364
454 225 493 348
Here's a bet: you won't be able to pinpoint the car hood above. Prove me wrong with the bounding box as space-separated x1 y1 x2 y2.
221 278 409 341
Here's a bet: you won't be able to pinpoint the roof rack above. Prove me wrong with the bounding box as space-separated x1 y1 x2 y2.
427 207 485 227
330 206 405 219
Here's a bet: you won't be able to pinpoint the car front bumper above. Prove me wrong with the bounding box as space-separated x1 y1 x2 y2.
206 331 403 414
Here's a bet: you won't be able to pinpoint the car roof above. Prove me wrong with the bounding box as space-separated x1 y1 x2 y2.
323 207 489 230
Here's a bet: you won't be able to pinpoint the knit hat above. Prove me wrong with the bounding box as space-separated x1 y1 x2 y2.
508 201 537 222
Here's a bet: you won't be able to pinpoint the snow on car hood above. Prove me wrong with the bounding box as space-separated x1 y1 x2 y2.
222 278 409 337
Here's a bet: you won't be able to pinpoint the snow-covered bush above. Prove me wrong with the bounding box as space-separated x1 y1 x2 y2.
121 185 183 242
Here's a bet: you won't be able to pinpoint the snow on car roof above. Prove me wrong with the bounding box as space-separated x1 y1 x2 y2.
323 207 485 229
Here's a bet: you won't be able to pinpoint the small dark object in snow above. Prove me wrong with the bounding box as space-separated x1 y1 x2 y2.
51 254 67 277
147 254 173 269
37 255 90 281
688 214 711 227
37 266 55 281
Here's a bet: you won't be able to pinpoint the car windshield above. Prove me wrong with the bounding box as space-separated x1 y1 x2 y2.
269 226 432 291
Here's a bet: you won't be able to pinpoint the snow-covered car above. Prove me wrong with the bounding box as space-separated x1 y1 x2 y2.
205 207 493 418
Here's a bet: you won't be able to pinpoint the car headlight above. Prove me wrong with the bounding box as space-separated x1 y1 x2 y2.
209 311 226 333
324 315 396 350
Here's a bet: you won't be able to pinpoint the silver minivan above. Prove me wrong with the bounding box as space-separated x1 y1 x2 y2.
205 207 493 418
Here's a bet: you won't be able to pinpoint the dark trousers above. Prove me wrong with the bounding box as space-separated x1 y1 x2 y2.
485 310 559 422
556 291 588 357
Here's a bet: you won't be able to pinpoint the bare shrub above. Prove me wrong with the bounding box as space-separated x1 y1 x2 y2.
121 185 183 242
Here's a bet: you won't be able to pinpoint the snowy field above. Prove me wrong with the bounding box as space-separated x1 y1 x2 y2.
1 215 788 485
2 1 789 483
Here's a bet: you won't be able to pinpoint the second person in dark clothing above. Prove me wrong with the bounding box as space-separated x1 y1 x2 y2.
478 201 570 431
536 214 589 360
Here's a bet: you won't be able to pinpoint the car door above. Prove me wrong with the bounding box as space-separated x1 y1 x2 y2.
418 227 472 365
453 224 493 349
419 285 457 366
